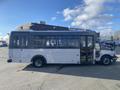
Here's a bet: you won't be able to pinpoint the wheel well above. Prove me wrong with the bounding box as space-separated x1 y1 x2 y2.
101 54 112 60
31 55 47 64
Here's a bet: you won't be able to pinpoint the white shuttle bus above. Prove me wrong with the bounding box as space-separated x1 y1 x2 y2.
8 30 117 67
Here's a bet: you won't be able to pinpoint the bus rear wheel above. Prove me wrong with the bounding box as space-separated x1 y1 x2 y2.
101 55 112 65
33 57 44 68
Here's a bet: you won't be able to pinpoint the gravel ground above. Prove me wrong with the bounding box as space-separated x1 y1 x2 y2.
0 47 120 90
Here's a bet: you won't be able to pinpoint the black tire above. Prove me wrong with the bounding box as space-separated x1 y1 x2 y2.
33 57 44 68
101 55 112 65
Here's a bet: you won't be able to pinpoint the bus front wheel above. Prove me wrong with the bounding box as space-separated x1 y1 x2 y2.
101 55 112 65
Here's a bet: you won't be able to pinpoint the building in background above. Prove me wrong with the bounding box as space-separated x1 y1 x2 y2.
17 22 69 31
3 33 10 44
0 33 10 46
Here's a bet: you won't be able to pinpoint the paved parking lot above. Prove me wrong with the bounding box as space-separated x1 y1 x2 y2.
0 47 120 90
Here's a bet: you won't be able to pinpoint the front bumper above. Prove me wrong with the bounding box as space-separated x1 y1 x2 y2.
111 56 118 62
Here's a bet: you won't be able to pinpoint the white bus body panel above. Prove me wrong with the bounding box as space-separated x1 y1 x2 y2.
9 49 80 64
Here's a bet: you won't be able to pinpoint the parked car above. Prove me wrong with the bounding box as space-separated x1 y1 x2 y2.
0 41 8 47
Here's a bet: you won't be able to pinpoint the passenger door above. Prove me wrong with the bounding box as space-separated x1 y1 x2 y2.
80 36 94 64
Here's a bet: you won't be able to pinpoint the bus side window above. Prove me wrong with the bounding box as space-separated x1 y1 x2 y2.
58 36 79 48
87 36 93 48
20 36 28 48
45 36 58 48
69 39 79 48
31 35 79 48
13 36 20 48
80 36 86 48
32 35 46 48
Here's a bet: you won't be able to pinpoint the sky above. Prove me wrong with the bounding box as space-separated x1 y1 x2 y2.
0 0 120 36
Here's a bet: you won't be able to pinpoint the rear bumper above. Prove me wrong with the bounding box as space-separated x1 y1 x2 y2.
7 59 12 63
